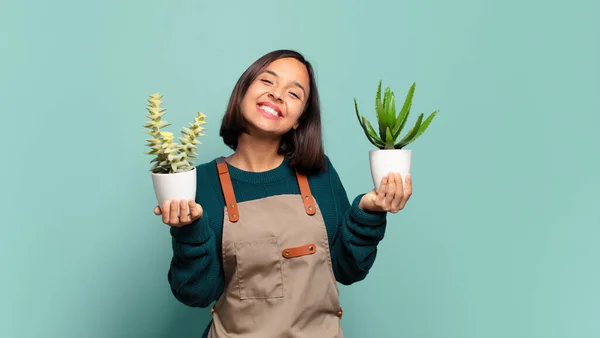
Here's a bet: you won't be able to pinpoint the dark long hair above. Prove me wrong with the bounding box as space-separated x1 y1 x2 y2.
219 49 326 175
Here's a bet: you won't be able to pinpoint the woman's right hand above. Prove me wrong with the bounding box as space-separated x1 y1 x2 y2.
154 199 203 227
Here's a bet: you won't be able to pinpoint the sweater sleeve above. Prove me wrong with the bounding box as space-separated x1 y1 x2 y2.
326 157 388 285
166 165 224 308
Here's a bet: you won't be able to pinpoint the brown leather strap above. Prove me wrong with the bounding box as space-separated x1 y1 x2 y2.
282 243 317 258
216 157 239 223
296 172 316 215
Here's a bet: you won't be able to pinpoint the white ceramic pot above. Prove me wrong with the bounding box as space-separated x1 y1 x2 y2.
151 167 197 216
369 149 411 191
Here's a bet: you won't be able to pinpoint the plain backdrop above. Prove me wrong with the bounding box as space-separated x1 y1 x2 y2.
2 0 599 337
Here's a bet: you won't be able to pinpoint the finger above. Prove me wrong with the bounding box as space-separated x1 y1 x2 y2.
391 172 404 213
154 206 161 215
399 174 412 209
162 200 171 224
376 176 388 209
197 204 204 219
385 172 395 211
179 199 190 224
190 201 202 220
188 200 197 219
169 200 179 225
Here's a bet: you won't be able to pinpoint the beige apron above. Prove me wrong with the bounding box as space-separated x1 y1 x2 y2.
208 157 344 338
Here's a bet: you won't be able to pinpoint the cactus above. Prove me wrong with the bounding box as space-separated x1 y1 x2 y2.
144 93 207 174
354 80 439 150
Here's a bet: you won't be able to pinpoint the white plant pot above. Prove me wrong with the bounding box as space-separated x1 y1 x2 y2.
369 149 411 191
151 167 197 216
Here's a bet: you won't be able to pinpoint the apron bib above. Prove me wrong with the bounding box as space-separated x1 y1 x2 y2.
208 157 344 337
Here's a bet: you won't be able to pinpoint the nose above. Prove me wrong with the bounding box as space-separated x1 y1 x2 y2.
268 89 283 102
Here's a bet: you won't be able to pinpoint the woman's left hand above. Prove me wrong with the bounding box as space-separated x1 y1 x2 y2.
359 172 412 214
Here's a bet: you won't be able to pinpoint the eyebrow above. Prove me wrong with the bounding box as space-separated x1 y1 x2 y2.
264 70 306 96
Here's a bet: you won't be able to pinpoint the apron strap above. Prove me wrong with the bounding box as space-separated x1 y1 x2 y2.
296 172 316 215
216 157 315 220
216 157 240 223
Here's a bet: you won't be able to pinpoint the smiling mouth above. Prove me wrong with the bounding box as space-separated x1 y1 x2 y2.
257 104 283 118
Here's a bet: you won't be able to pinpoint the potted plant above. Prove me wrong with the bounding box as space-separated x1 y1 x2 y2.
144 93 207 215
354 80 439 190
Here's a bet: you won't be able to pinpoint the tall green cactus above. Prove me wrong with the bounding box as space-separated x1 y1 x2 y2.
354 80 439 150
144 93 207 174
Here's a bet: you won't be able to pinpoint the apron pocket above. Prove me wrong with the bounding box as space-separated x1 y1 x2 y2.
234 236 284 300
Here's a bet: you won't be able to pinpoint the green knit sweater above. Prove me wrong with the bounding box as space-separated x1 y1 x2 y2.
167 155 387 319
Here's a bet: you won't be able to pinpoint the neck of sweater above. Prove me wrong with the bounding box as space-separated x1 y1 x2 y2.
223 156 292 184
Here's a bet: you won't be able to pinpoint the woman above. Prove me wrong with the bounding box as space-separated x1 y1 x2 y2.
154 49 412 337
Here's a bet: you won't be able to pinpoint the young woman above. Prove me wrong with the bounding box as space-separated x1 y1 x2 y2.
154 49 412 337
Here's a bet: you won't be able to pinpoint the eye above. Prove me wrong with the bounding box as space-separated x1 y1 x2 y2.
289 91 300 99
260 78 272 85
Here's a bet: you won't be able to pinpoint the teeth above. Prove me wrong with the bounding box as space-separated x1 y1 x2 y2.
259 105 280 117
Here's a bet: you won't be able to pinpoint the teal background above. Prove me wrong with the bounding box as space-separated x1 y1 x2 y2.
2 0 599 337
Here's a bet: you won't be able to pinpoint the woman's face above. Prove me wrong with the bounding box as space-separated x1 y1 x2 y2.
239 57 310 138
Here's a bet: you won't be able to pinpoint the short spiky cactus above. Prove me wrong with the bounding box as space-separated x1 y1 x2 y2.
144 93 206 174
354 80 439 150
